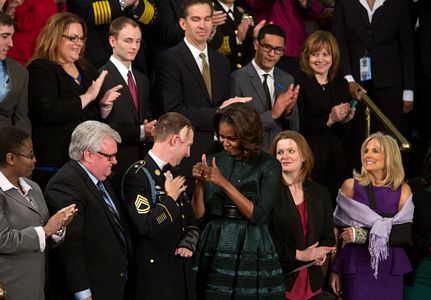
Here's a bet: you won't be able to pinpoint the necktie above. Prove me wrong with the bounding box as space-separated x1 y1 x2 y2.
97 181 126 245
127 70 139 112
262 74 272 109
199 53 212 100
227 9 234 20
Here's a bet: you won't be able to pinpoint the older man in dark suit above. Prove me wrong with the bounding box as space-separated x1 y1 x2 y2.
99 17 156 194
154 0 249 189
231 24 299 150
0 12 30 131
45 121 130 300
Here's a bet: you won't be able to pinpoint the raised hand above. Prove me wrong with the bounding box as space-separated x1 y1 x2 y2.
81 70 109 108
220 96 252 109
164 171 187 201
143 119 157 140
273 84 300 119
328 102 350 125
44 204 78 237
192 154 207 183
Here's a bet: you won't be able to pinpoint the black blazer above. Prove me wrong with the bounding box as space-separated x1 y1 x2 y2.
28 58 100 169
45 160 131 300
122 154 200 300
269 180 335 292
154 40 231 177
332 0 414 90
99 61 153 190
404 178 431 285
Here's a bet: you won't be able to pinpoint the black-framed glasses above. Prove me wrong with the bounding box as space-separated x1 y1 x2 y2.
12 152 35 160
97 151 116 161
258 41 284 55
62 34 86 44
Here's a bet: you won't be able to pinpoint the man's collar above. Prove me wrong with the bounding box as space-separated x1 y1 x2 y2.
252 59 274 77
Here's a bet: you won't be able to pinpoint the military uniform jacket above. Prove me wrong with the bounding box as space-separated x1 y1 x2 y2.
212 1 254 71
122 154 200 300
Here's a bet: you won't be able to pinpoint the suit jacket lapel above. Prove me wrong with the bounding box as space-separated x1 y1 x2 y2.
71 161 127 246
282 185 307 248
3 188 43 216
247 64 269 109
355 0 372 28
107 61 140 123
371 0 388 27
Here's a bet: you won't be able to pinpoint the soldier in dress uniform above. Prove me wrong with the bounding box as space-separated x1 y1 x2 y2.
212 0 255 71
122 112 200 300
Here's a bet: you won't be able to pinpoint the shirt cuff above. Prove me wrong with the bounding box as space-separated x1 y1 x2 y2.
403 90 414 102
34 226 46 252
75 289 92 300
140 124 146 141
344 75 355 83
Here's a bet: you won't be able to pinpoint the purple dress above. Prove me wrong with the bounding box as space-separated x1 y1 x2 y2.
332 180 412 300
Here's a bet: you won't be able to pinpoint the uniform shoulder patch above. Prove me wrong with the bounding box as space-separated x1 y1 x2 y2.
135 194 150 214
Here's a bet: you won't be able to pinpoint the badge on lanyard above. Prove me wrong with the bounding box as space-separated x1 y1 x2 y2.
359 53 372 82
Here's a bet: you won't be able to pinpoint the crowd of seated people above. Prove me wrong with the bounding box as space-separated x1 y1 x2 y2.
1 0 431 299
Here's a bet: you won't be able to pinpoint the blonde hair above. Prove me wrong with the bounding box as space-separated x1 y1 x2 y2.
30 12 87 65
269 130 314 184
353 132 404 190
300 30 340 81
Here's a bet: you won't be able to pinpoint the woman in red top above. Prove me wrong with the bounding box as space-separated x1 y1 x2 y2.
269 130 336 299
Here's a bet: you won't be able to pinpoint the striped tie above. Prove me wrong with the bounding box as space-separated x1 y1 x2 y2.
97 181 126 245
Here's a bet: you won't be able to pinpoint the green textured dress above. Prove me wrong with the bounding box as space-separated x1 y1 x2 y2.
193 151 285 300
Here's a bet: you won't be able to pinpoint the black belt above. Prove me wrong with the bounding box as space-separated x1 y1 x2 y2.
222 205 244 220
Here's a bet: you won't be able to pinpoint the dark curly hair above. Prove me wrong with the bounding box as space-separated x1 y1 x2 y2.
213 103 263 159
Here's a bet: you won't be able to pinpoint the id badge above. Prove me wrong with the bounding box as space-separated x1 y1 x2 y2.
360 56 372 81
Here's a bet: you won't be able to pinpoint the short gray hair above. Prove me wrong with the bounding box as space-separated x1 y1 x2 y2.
69 121 122 160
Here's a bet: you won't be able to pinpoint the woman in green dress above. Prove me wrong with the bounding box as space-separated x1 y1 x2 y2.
191 103 284 300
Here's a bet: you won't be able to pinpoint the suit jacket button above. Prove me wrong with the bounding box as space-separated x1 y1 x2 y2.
150 259 155 263
181 214 185 219
236 64 242 69
237 52 242 58
120 272 125 277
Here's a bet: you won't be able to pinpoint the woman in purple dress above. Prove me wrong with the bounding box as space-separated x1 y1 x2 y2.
330 132 414 300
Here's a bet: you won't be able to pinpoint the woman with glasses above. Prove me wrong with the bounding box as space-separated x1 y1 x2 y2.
297 30 354 201
0 125 77 300
269 130 336 299
191 103 285 299
27 12 120 190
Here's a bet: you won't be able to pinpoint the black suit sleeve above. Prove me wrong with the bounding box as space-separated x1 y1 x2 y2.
45 179 92 293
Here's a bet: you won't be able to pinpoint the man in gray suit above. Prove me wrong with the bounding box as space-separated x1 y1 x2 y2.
231 24 299 150
0 12 30 131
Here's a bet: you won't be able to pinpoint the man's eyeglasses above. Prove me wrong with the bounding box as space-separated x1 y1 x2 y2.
12 152 35 160
62 34 86 44
258 41 284 55
97 151 116 161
